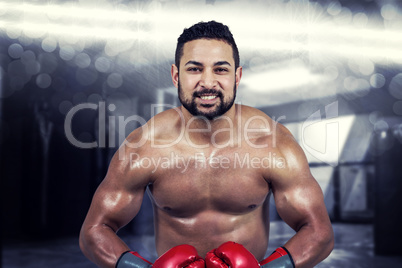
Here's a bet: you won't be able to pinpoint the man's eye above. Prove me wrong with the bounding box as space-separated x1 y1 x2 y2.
188 67 201 72
215 68 228 73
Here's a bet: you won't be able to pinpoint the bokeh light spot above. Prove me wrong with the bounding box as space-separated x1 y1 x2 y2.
327 1 342 16
381 4 397 20
88 93 103 104
393 101 402 116
389 73 402 100
8 43 24 59
59 45 75 61
107 73 123 88
75 53 91 68
41 37 58 53
374 120 389 132
36 73 52 88
95 57 111 73
370 73 386 88
59 100 73 115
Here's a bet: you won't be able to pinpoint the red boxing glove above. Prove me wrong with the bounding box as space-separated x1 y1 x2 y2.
153 244 205 268
116 244 204 268
205 241 260 268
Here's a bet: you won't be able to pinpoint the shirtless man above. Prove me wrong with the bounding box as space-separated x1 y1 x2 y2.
79 21 334 268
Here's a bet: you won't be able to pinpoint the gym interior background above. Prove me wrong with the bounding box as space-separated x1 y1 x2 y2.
1 0 402 267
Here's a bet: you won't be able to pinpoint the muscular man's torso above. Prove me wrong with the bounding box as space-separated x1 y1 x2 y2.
131 105 284 260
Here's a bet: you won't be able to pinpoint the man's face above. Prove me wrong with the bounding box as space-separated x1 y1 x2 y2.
172 39 242 120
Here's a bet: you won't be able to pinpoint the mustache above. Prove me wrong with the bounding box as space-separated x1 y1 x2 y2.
193 89 223 98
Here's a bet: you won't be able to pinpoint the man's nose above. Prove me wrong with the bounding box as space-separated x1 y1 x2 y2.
199 69 217 89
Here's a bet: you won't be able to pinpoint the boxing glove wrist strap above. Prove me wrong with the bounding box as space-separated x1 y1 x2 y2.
116 251 152 268
260 247 295 268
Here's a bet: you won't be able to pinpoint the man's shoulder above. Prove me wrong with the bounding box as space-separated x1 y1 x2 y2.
238 104 267 117
238 104 290 141
125 107 182 141
110 109 182 179
154 107 183 123
238 104 276 125
124 107 184 151
149 107 183 138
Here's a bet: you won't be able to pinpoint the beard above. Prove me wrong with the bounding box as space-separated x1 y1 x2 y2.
178 81 237 120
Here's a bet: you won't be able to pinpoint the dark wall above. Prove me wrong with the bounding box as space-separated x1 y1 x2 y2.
0 37 157 241
0 37 110 239
374 128 402 255
1 80 102 239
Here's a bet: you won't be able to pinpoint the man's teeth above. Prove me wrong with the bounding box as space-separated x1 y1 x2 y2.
200 95 217 100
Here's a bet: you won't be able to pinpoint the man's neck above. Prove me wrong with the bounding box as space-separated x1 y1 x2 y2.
180 105 240 147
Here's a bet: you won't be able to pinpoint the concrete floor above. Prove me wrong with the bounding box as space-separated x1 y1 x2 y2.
2 222 402 267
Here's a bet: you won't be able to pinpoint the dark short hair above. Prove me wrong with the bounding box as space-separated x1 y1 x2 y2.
175 21 240 70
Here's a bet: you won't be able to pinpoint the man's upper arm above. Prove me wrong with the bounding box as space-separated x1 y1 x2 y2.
269 129 329 232
83 144 151 233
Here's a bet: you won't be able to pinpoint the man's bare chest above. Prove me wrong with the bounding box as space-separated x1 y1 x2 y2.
143 147 274 216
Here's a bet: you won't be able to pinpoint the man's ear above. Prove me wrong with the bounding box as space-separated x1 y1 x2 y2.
171 64 179 88
235 66 243 88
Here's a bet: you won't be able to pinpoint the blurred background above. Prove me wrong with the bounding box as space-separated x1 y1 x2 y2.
1 0 402 267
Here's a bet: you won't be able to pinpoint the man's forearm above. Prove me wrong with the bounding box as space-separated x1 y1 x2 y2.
79 224 131 268
283 223 334 268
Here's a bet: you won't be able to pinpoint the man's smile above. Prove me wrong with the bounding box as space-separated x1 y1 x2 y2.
197 93 220 106
200 94 218 100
